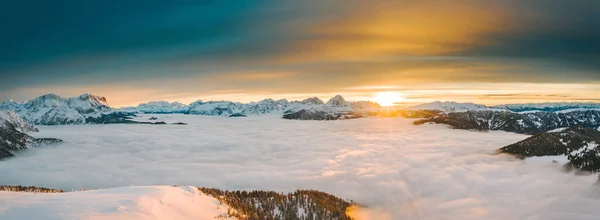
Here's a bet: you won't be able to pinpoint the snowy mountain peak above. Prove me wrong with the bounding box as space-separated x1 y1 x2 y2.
0 93 112 125
25 94 62 108
300 97 324 105
37 94 61 100
326 95 349 107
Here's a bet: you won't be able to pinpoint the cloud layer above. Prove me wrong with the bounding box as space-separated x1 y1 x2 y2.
1 115 599 219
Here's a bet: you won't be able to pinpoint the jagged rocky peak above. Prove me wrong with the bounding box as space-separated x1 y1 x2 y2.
301 97 324 105
69 94 111 114
326 95 349 107
77 93 108 105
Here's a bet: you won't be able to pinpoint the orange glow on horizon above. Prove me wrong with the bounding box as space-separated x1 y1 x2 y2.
373 91 405 106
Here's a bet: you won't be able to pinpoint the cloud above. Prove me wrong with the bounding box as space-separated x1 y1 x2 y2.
284 0 508 62
1 115 599 219
0 0 598 104
210 71 298 81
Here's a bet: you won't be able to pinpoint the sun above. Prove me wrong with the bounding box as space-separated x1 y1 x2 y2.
373 91 404 107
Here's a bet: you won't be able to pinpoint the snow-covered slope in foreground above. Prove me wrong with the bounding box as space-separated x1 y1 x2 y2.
0 186 231 220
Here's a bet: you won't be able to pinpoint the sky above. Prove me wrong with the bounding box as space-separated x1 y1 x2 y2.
1 0 599 107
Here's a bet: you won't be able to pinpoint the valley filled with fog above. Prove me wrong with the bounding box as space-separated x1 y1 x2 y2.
2 114 599 219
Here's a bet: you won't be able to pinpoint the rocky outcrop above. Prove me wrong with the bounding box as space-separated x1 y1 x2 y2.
84 112 139 124
229 113 247 117
0 111 62 159
0 110 38 132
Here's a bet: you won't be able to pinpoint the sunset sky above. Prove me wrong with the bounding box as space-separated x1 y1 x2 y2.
1 1 599 107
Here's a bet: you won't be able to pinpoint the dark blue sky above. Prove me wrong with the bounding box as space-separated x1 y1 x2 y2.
1 0 599 106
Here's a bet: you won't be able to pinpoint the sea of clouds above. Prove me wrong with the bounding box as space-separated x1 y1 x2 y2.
1 114 599 219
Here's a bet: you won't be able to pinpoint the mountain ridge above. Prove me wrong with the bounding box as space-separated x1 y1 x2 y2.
497 126 600 172
3 93 600 125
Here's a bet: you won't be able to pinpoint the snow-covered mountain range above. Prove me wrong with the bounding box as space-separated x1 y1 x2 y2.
403 101 600 113
413 109 600 134
2 93 600 125
120 98 311 115
0 94 111 125
0 93 380 124
121 95 380 118
119 101 188 114
493 102 600 112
